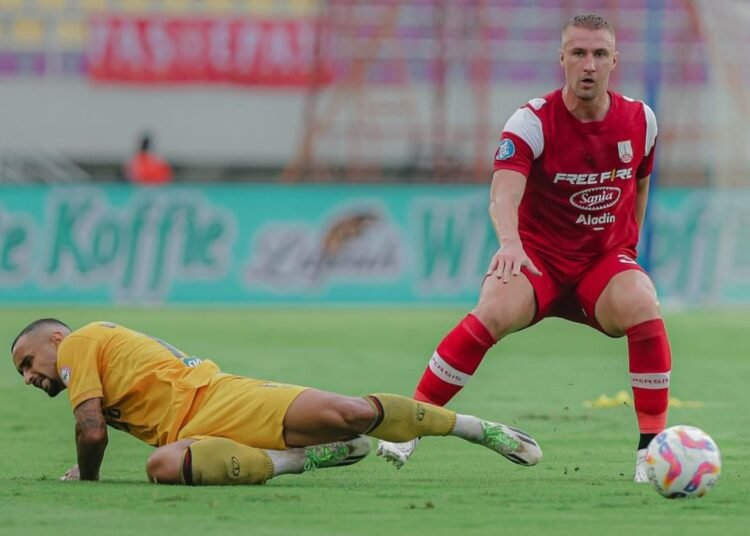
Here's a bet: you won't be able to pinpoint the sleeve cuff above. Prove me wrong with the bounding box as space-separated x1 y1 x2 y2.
70 390 104 410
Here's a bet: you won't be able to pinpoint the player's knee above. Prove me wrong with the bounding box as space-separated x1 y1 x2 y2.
472 305 519 340
609 286 661 330
473 280 535 339
146 448 183 485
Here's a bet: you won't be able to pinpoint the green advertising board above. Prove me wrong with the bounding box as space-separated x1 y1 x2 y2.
0 185 747 306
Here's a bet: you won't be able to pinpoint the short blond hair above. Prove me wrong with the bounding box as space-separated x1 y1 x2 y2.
562 13 615 39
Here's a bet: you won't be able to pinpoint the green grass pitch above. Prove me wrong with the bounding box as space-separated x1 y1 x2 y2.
1 308 749 535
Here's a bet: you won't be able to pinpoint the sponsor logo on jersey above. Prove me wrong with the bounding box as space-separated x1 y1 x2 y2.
576 213 616 226
554 168 633 185
569 187 621 211
618 140 633 163
495 138 516 161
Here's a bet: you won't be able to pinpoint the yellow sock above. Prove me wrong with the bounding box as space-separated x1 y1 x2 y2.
363 393 456 442
181 438 274 486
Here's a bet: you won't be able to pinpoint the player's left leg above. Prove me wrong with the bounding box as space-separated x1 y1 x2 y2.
147 439 196 483
576 251 671 482
594 269 670 443
145 436 371 486
147 438 275 485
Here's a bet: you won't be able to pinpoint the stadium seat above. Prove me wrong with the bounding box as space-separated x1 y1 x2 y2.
38 0 66 11
243 0 274 16
120 0 151 13
11 18 44 47
0 0 25 13
162 0 189 14
55 19 84 47
288 0 317 17
204 0 233 14
78 0 107 11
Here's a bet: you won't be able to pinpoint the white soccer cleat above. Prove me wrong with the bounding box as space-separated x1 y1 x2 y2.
304 435 372 471
474 421 542 466
376 438 421 469
634 447 649 483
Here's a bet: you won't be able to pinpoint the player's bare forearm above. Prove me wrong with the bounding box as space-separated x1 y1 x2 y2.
73 398 108 481
635 175 651 231
489 169 527 246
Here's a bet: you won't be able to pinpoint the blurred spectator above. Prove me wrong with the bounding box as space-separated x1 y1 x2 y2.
124 133 173 185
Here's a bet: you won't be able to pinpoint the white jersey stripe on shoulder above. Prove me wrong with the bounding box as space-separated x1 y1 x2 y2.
527 97 546 110
642 102 658 156
502 106 544 159
428 352 472 386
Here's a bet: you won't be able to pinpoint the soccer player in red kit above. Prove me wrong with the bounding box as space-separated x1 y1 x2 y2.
377 13 669 482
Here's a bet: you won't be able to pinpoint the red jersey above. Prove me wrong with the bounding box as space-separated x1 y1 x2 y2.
493 89 657 267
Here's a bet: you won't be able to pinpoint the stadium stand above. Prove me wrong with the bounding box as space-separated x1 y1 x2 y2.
0 1 743 186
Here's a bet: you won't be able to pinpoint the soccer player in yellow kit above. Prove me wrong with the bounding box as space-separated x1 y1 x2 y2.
11 318 542 485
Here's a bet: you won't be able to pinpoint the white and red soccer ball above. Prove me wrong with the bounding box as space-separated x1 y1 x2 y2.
646 425 721 499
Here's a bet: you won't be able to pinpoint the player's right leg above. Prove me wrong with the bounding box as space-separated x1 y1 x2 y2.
416 272 537 405
364 394 542 467
378 271 539 468
282 390 542 467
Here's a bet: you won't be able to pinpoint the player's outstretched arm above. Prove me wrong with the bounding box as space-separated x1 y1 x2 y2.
72 397 108 481
487 170 542 282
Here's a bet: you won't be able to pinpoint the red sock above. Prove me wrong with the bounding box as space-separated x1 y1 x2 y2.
627 318 671 435
413 314 495 406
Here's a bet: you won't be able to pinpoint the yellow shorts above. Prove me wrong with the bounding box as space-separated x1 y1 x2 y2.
176 373 308 450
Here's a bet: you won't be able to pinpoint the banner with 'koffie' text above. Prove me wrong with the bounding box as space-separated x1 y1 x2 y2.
0 185 747 306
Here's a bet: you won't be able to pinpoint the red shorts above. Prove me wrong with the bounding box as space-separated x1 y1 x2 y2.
521 247 646 335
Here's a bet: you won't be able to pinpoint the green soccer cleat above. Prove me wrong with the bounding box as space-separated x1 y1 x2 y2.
475 421 543 466
303 435 372 471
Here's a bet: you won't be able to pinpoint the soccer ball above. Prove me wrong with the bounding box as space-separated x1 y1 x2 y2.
646 425 721 499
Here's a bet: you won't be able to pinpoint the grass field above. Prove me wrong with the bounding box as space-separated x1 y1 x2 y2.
1 308 749 536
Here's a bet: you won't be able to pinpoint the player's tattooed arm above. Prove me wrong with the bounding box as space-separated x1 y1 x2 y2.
72 397 108 481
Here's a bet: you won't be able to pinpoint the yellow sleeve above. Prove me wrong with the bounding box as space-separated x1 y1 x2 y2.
57 335 104 410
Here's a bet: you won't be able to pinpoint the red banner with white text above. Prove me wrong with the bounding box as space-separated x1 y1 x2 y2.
86 17 334 86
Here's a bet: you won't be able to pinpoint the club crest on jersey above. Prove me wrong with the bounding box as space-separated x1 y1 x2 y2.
495 138 515 161
60 366 72 386
617 140 633 163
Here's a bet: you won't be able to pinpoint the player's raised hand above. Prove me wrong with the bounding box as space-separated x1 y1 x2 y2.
60 464 80 481
486 241 542 283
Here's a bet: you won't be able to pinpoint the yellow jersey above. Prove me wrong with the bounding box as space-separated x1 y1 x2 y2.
57 322 220 447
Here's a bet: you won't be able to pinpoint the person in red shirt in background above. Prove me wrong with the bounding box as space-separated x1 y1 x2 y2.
124 133 173 185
